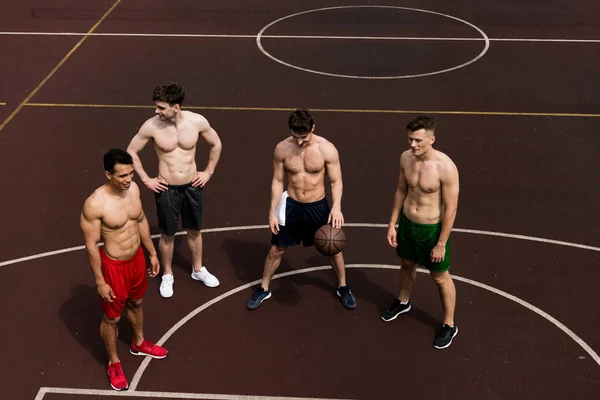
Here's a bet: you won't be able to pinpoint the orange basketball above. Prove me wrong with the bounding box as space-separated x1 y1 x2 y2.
314 224 346 256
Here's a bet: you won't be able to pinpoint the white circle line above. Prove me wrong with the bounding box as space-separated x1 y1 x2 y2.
128 263 600 392
255 5 490 79
1 223 598 268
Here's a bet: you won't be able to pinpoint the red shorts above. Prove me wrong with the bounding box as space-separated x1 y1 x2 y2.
100 246 148 319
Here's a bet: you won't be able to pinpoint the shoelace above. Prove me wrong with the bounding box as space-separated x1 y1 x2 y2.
251 290 265 300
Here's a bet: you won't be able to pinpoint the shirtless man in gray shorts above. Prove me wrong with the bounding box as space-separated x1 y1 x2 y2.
127 82 222 298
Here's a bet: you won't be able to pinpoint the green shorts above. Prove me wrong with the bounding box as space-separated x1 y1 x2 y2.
396 213 450 273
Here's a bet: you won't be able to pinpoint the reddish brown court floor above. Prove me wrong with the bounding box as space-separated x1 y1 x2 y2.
0 1 599 399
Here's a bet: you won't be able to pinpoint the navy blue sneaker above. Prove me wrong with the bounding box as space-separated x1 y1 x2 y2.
336 286 356 309
247 287 271 310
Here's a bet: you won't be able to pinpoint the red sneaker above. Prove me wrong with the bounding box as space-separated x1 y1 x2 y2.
130 340 168 359
107 362 128 391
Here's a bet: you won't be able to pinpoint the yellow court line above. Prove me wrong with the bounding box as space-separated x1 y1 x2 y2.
0 103 6 106
24 102 600 118
0 0 121 134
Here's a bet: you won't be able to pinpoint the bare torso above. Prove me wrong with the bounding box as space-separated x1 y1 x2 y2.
150 111 200 185
402 149 453 224
92 183 143 259
281 135 328 202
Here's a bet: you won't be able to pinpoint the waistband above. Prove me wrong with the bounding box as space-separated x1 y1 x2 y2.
287 196 328 207
401 212 442 228
100 246 143 265
166 182 194 190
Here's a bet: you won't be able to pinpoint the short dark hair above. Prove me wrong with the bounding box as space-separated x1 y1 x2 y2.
103 148 133 173
152 82 185 106
406 116 436 133
288 108 314 134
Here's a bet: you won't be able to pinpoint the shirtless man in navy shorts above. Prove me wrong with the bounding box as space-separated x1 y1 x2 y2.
246 108 356 310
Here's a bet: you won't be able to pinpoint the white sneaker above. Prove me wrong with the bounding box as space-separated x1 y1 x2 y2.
191 266 220 287
160 274 174 298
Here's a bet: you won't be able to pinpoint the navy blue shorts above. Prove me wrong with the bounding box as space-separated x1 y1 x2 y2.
155 183 203 236
271 196 330 247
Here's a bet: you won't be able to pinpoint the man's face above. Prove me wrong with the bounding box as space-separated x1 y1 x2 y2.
105 163 134 190
407 128 435 156
291 124 315 148
155 101 178 120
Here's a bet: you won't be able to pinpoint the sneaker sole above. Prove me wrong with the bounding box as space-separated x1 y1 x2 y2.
191 273 220 287
247 292 271 310
159 290 173 298
433 326 459 350
107 372 128 391
336 291 357 309
381 304 411 322
129 349 168 359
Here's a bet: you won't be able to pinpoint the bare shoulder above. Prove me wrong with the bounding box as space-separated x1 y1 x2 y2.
184 110 210 128
82 186 106 219
399 149 413 166
274 138 291 159
138 116 162 137
314 135 339 159
435 151 459 180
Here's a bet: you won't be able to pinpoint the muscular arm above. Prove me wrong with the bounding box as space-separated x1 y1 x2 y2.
80 198 115 301
389 152 409 227
137 208 157 257
387 152 409 246
127 123 154 183
192 117 223 188
323 142 344 228
80 200 105 285
136 205 160 277
436 161 460 247
268 144 286 234
199 124 222 175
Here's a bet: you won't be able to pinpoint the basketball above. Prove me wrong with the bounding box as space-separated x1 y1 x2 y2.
314 224 346 256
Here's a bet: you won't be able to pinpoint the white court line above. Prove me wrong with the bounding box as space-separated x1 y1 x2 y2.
35 386 352 400
1 223 599 268
36 263 600 399
0 31 599 43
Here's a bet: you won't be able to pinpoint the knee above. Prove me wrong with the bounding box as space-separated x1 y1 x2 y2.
103 315 120 325
430 271 451 285
400 258 417 271
268 245 285 259
127 298 143 309
160 234 175 243
186 230 202 240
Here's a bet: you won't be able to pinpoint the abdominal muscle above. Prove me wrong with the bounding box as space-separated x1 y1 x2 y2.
287 170 326 203
156 147 197 185
101 221 141 260
402 191 443 224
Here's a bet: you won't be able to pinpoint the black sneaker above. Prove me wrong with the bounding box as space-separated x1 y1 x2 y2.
381 299 411 321
246 287 271 310
433 324 458 349
336 286 356 309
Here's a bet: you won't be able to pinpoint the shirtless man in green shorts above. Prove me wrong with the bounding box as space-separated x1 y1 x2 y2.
382 116 460 349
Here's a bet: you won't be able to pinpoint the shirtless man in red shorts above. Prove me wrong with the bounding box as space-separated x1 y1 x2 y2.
80 149 168 391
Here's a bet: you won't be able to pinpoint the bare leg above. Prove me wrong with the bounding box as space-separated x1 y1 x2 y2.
329 252 347 287
430 271 456 326
125 298 145 346
186 230 203 273
397 258 417 302
100 315 120 364
260 245 286 290
159 234 175 275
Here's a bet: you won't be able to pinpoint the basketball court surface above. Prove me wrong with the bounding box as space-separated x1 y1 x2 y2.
0 1 599 399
